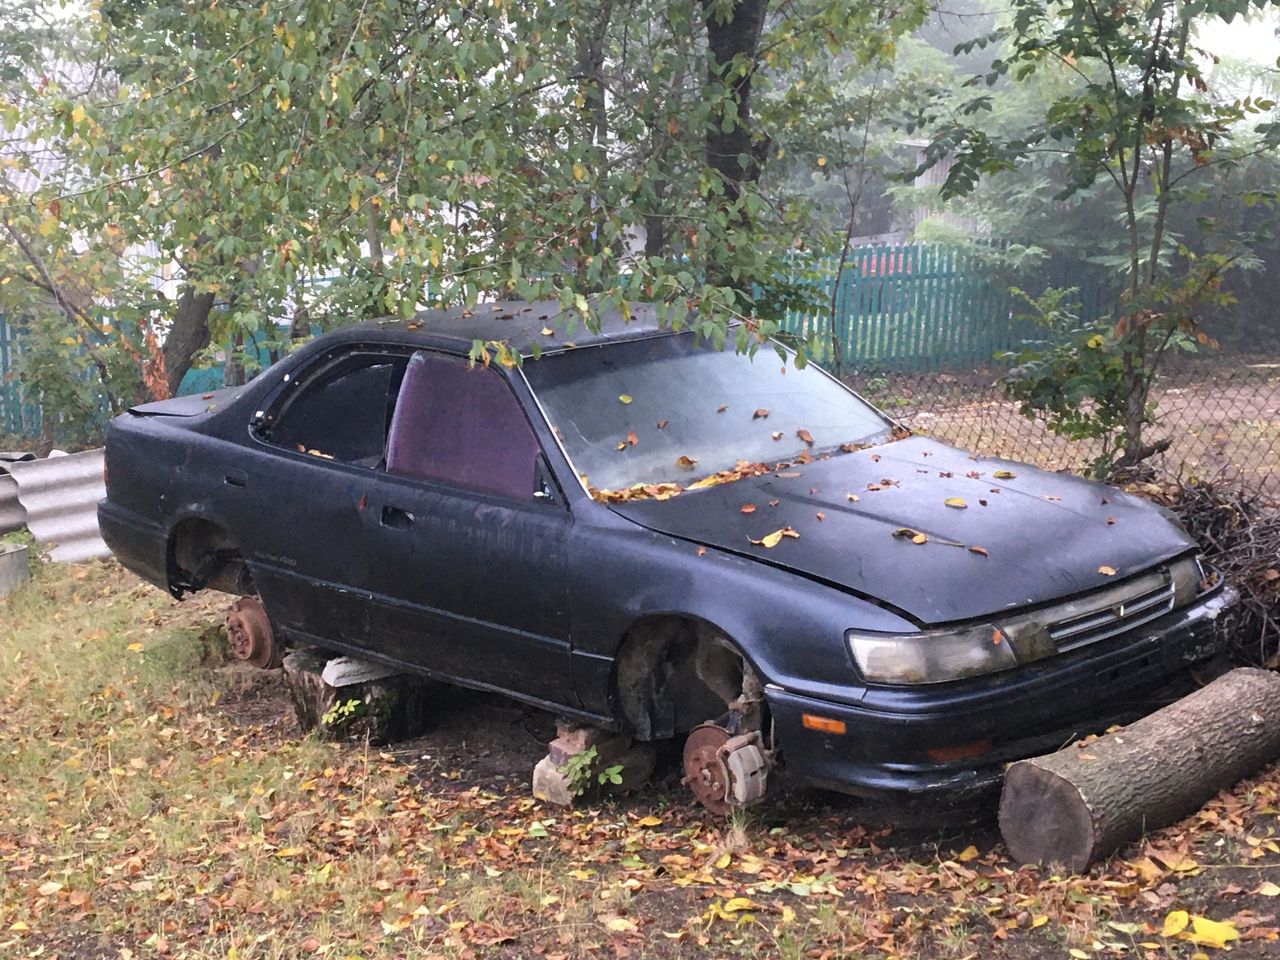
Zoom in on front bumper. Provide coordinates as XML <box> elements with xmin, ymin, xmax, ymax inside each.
<box><xmin>766</xmin><ymin>585</ymin><xmax>1239</xmax><ymax>798</ymax></box>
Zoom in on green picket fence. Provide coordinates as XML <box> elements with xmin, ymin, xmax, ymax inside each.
<box><xmin>0</xmin><ymin>315</ymin><xmax>41</xmax><ymax>440</ymax></box>
<box><xmin>777</xmin><ymin>244</ymin><xmax>1073</xmax><ymax>372</ymax></box>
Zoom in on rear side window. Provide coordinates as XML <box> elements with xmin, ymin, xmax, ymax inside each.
<box><xmin>266</xmin><ymin>354</ymin><xmax>408</xmax><ymax>467</ymax></box>
<box><xmin>385</xmin><ymin>351</ymin><xmax>541</xmax><ymax>499</ymax></box>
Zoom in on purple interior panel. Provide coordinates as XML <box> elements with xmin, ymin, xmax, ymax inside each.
<box><xmin>386</xmin><ymin>352</ymin><xmax>540</xmax><ymax>499</ymax></box>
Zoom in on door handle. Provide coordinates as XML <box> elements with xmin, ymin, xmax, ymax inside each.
<box><xmin>381</xmin><ymin>505</ymin><xmax>415</xmax><ymax>529</ymax></box>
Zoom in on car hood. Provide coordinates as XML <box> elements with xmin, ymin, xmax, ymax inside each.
<box><xmin>608</xmin><ymin>435</ymin><xmax>1196</xmax><ymax>625</ymax></box>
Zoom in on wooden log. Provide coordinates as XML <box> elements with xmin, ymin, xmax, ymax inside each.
<box><xmin>281</xmin><ymin>649</ymin><xmax>434</xmax><ymax>745</ymax></box>
<box><xmin>999</xmin><ymin>667</ymin><xmax>1280</xmax><ymax>872</ymax></box>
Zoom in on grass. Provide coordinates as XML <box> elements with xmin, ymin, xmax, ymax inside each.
<box><xmin>1</xmin><ymin>558</ymin><xmax>1279</xmax><ymax>958</ymax></box>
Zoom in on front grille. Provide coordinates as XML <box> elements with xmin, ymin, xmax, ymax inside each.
<box><xmin>1046</xmin><ymin>570</ymin><xmax>1177</xmax><ymax>653</ymax></box>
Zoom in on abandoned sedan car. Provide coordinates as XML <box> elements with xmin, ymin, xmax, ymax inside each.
<box><xmin>99</xmin><ymin>302</ymin><xmax>1236</xmax><ymax>811</ymax></box>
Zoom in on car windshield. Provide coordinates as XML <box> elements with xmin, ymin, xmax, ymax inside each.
<box><xmin>523</xmin><ymin>333</ymin><xmax>891</xmax><ymax>493</ymax></box>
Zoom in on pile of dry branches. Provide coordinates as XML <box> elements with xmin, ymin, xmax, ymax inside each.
<box><xmin>1131</xmin><ymin>476</ymin><xmax>1280</xmax><ymax>667</ymax></box>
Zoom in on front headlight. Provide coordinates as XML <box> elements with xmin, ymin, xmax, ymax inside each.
<box><xmin>847</xmin><ymin>622</ymin><xmax>1018</xmax><ymax>685</ymax></box>
<box><xmin>1170</xmin><ymin>553</ymin><xmax>1211</xmax><ymax>607</ymax></box>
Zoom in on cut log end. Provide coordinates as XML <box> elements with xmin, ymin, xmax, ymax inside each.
<box><xmin>999</xmin><ymin>763</ymin><xmax>1097</xmax><ymax>873</ymax></box>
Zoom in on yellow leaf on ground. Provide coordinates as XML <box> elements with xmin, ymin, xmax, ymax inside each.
<box><xmin>713</xmin><ymin>852</ymin><xmax>731</xmax><ymax>869</ymax></box>
<box><xmin>1069</xmin><ymin>950</ymin><xmax>1089</xmax><ymax>959</ymax></box>
<box><xmin>635</xmin><ymin>816</ymin><xmax>663</xmax><ymax>827</ymax></box>
<box><xmin>126</xmin><ymin>642</ymin><xmax>144</xmax><ymax>652</ymax></box>
<box><xmin>1186</xmin><ymin>916</ymin><xmax>1239</xmax><ymax>949</ymax></box>
<box><xmin>723</xmin><ymin>898</ymin><xmax>757</xmax><ymax>913</ymax></box>
<box><xmin>1256</xmin><ymin>881</ymin><xmax>1280</xmax><ymax>896</ymax></box>
<box><xmin>1162</xmin><ymin>910</ymin><xmax>1190</xmax><ymax>937</ymax></box>
<box><xmin>956</xmin><ymin>845</ymin><xmax>979</xmax><ymax>862</ymax></box>
<box><xmin>1031</xmin><ymin>915</ymin><xmax>1048</xmax><ymax>928</ymax></box>
<box><xmin>36</xmin><ymin>881</ymin><xmax>62</xmax><ymax>897</ymax></box>
<box><xmin>274</xmin><ymin>847</ymin><xmax>305</xmax><ymax>859</ymax></box>
<box><xmin>604</xmin><ymin>917</ymin><xmax>637</xmax><ymax>933</ymax></box>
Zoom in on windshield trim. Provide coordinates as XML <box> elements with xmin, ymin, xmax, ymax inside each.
<box><xmin>518</xmin><ymin>332</ymin><xmax>899</xmax><ymax>500</ymax></box>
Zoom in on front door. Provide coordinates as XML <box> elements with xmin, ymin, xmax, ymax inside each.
<box><xmin>361</xmin><ymin>351</ymin><xmax>576</xmax><ymax>707</ymax></box>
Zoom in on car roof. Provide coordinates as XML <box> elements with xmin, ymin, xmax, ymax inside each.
<box><xmin>326</xmin><ymin>300</ymin><xmax>675</xmax><ymax>357</ymax></box>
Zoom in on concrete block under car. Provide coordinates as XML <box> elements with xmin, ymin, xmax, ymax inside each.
<box><xmin>0</xmin><ymin>543</ymin><xmax>30</xmax><ymax>598</ymax></box>
<box><xmin>533</xmin><ymin>721</ymin><xmax>656</xmax><ymax>806</ymax></box>
<box><xmin>281</xmin><ymin>648</ymin><xmax>434</xmax><ymax>744</ymax></box>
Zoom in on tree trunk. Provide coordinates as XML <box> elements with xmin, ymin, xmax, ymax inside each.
<box><xmin>702</xmin><ymin>0</ymin><xmax>769</xmax><ymax>204</ymax></box>
<box><xmin>701</xmin><ymin>0</ymin><xmax>769</xmax><ymax>289</ymax></box>
<box><xmin>999</xmin><ymin>668</ymin><xmax>1280</xmax><ymax>872</ymax></box>
<box><xmin>162</xmin><ymin>287</ymin><xmax>215</xmax><ymax>396</ymax></box>
<box><xmin>573</xmin><ymin>0</ymin><xmax>613</xmax><ymax>291</ymax></box>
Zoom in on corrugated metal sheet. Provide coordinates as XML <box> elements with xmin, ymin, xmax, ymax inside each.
<box><xmin>0</xmin><ymin>473</ymin><xmax>24</xmax><ymax>536</ymax></box>
<box><xmin>7</xmin><ymin>449</ymin><xmax>109</xmax><ymax>562</ymax></box>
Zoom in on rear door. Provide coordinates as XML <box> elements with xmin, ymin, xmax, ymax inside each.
<box><xmin>247</xmin><ymin>348</ymin><xmax>408</xmax><ymax>651</ymax></box>
<box><xmin>360</xmin><ymin>350</ymin><xmax>577</xmax><ymax>706</ymax></box>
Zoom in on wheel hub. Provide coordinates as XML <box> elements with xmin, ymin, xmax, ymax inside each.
<box><xmin>224</xmin><ymin>597</ymin><xmax>279</xmax><ymax>669</ymax></box>
<box><xmin>682</xmin><ymin>723</ymin><xmax>733</xmax><ymax>813</ymax></box>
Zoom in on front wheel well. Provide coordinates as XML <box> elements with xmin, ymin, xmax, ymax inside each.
<box><xmin>166</xmin><ymin>517</ymin><xmax>253</xmax><ymax>598</ymax></box>
<box><xmin>612</xmin><ymin>615</ymin><xmax>765</xmax><ymax>741</ymax></box>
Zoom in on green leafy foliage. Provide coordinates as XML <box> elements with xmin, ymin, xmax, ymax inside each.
<box><xmin>999</xmin><ymin>286</ymin><xmax>1136</xmax><ymax>476</ymax></box>
<box><xmin>557</xmin><ymin>744</ymin><xmax>624</xmax><ymax>797</ymax></box>
<box><xmin>1</xmin><ymin>0</ymin><xmax>929</xmax><ymax>435</ymax></box>
<box><xmin>907</xmin><ymin>0</ymin><xmax>1280</xmax><ymax>468</ymax></box>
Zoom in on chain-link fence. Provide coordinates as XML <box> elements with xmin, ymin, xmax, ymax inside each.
<box><xmin>847</xmin><ymin>351</ymin><xmax>1280</xmax><ymax>502</ymax></box>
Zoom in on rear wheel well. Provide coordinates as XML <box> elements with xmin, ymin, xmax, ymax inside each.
<box><xmin>613</xmin><ymin>616</ymin><xmax>764</xmax><ymax>741</ymax></box>
<box><xmin>167</xmin><ymin>518</ymin><xmax>253</xmax><ymax>598</ymax></box>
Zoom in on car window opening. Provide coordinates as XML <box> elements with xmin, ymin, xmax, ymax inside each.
<box><xmin>266</xmin><ymin>354</ymin><xmax>409</xmax><ymax>467</ymax></box>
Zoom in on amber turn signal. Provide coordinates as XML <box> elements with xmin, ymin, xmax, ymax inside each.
<box><xmin>801</xmin><ymin>713</ymin><xmax>847</xmax><ymax>735</ymax></box>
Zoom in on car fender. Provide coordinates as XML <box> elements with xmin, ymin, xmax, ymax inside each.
<box><xmin>566</xmin><ymin>511</ymin><xmax>916</xmax><ymax>717</ymax></box>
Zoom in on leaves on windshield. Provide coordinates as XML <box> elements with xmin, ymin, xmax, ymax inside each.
<box><xmin>753</xmin><ymin>409</ymin><xmax>770</xmax><ymax>419</ymax></box>
<box><xmin>748</xmin><ymin>527</ymin><xmax>800</xmax><ymax>549</ymax></box>
<box><xmin>993</xmin><ymin>469</ymin><xmax>1017</xmax><ymax>479</ymax></box>
<box><xmin>944</xmin><ymin>497</ymin><xmax>967</xmax><ymax>509</ymax></box>
<box><xmin>771</xmin><ymin>432</ymin><xmax>783</xmax><ymax>441</ymax></box>
<box><xmin>716</xmin><ymin>404</ymin><xmax>728</xmax><ymax>413</ymax></box>
<box><xmin>846</xmin><ymin>493</ymin><xmax>860</xmax><ymax>502</ymax></box>
<box><xmin>740</xmin><ymin>504</ymin><xmax>757</xmax><ymax>514</ymax></box>
<box><xmin>894</xmin><ymin>527</ymin><xmax>929</xmax><ymax>545</ymax></box>
<box><xmin>969</xmin><ymin>545</ymin><xmax>989</xmax><ymax>557</ymax></box>
<box><xmin>618</xmin><ymin>394</ymin><xmax>633</xmax><ymax>404</ymax></box>
<box><xmin>1098</xmin><ymin>565</ymin><xmax>1117</xmax><ymax>576</ymax></box>
<box><xmin>587</xmin><ymin>425</ymin><xmax>914</xmax><ymax>505</ymax></box>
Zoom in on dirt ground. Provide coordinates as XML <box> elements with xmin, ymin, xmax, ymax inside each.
<box><xmin>854</xmin><ymin>361</ymin><xmax>1280</xmax><ymax>497</ymax></box>
<box><xmin>3</xmin><ymin>562</ymin><xmax>1280</xmax><ymax>960</ymax></box>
